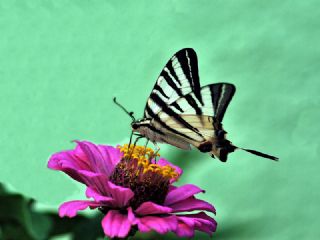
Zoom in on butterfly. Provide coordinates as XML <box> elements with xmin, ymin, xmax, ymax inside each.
<box><xmin>114</xmin><ymin>48</ymin><xmax>278</xmax><ymax>162</ymax></box>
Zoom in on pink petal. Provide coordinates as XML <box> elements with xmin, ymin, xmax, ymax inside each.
<box><xmin>97</xmin><ymin>144</ymin><xmax>123</xmax><ymax>170</ymax></box>
<box><xmin>135</xmin><ymin>202</ymin><xmax>173</xmax><ymax>216</ymax></box>
<box><xmin>58</xmin><ymin>200</ymin><xmax>101</xmax><ymax>218</ymax></box>
<box><xmin>75</xmin><ymin>141</ymin><xmax>122</xmax><ymax>176</ymax></box>
<box><xmin>169</xmin><ymin>197</ymin><xmax>216</xmax><ymax>214</ymax></box>
<box><xmin>137</xmin><ymin>215</ymin><xmax>178</xmax><ymax>234</ymax></box>
<box><xmin>80</xmin><ymin>174</ymin><xmax>134</xmax><ymax>208</ymax></box>
<box><xmin>47</xmin><ymin>153</ymin><xmax>63</xmax><ymax>170</ymax></box>
<box><xmin>85</xmin><ymin>187</ymin><xmax>115</xmax><ymax>205</ymax></box>
<box><xmin>48</xmin><ymin>141</ymin><xmax>122</xmax><ymax>180</ymax></box>
<box><xmin>101</xmin><ymin>210</ymin><xmax>133</xmax><ymax>238</ymax></box>
<box><xmin>48</xmin><ymin>144</ymin><xmax>91</xmax><ymax>172</ymax></box>
<box><xmin>164</xmin><ymin>184</ymin><xmax>204</xmax><ymax>205</ymax></box>
<box><xmin>196</xmin><ymin>222</ymin><xmax>216</xmax><ymax>236</ymax></box>
<box><xmin>175</xmin><ymin>222</ymin><xmax>195</xmax><ymax>238</ymax></box>
<box><xmin>77</xmin><ymin>170</ymin><xmax>109</xmax><ymax>194</ymax></box>
<box><xmin>105</xmin><ymin>181</ymin><xmax>134</xmax><ymax>208</ymax></box>
<box><xmin>127</xmin><ymin>207</ymin><xmax>136</xmax><ymax>223</ymax></box>
<box><xmin>176</xmin><ymin>212</ymin><xmax>217</xmax><ymax>236</ymax></box>
<box><xmin>48</xmin><ymin>151</ymin><xmax>88</xmax><ymax>184</ymax></box>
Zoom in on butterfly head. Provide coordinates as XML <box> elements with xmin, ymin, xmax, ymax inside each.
<box><xmin>131</xmin><ymin>121</ymin><xmax>139</xmax><ymax>130</ymax></box>
<box><xmin>131</xmin><ymin>118</ymin><xmax>148</xmax><ymax>130</ymax></box>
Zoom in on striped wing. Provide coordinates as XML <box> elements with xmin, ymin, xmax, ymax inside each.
<box><xmin>144</xmin><ymin>48</ymin><xmax>202</xmax><ymax>118</ymax></box>
<box><xmin>170</xmin><ymin>83</ymin><xmax>236</xmax><ymax>122</ymax></box>
<box><xmin>162</xmin><ymin>115</ymin><xmax>215</xmax><ymax>139</ymax></box>
<box><xmin>155</xmin><ymin>83</ymin><xmax>235</xmax><ymax>143</ymax></box>
<box><xmin>153</xmin><ymin>115</ymin><xmax>216</xmax><ymax>150</ymax></box>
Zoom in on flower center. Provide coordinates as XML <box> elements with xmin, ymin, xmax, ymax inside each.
<box><xmin>109</xmin><ymin>144</ymin><xmax>179</xmax><ymax>209</ymax></box>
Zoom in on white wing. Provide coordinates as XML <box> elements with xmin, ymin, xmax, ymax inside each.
<box><xmin>167</xmin><ymin>83</ymin><xmax>236</xmax><ymax>122</ymax></box>
<box><xmin>144</xmin><ymin>48</ymin><xmax>203</xmax><ymax>118</ymax></box>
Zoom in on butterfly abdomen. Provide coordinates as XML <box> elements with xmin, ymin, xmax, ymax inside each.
<box><xmin>215</xmin><ymin>142</ymin><xmax>236</xmax><ymax>162</ymax></box>
<box><xmin>136</xmin><ymin>125</ymin><xmax>165</xmax><ymax>143</ymax></box>
<box><xmin>198</xmin><ymin>141</ymin><xmax>213</xmax><ymax>152</ymax></box>
<box><xmin>196</xmin><ymin>124</ymin><xmax>236</xmax><ymax>162</ymax></box>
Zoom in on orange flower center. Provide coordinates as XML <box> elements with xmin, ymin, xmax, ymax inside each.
<box><xmin>109</xmin><ymin>144</ymin><xmax>180</xmax><ymax>209</ymax></box>
<box><xmin>118</xmin><ymin>144</ymin><xmax>179</xmax><ymax>180</ymax></box>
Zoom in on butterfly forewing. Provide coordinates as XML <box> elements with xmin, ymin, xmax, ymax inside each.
<box><xmin>144</xmin><ymin>48</ymin><xmax>202</xmax><ymax>118</ymax></box>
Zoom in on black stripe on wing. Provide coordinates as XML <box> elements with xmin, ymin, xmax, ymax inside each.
<box><xmin>144</xmin><ymin>48</ymin><xmax>202</xmax><ymax>118</ymax></box>
<box><xmin>175</xmin><ymin>49</ymin><xmax>202</xmax><ymax>104</ymax></box>
<box><xmin>184</xmin><ymin>94</ymin><xmax>202</xmax><ymax>115</ymax></box>
<box><xmin>161</xmin><ymin>70</ymin><xmax>183</xmax><ymax>97</ymax></box>
<box><xmin>167</xmin><ymin>83</ymin><xmax>236</xmax><ymax>122</ymax></box>
<box><xmin>145</xmin><ymin>106</ymin><xmax>201</xmax><ymax>142</ymax></box>
<box><xmin>137</xmin><ymin>123</ymin><xmax>166</xmax><ymax>136</ymax></box>
<box><xmin>171</xmin><ymin>102</ymin><xmax>184</xmax><ymax>112</ymax></box>
<box><xmin>149</xmin><ymin>93</ymin><xmax>204</xmax><ymax>139</ymax></box>
<box><xmin>153</xmin><ymin>85</ymin><xmax>169</xmax><ymax>99</ymax></box>
<box><xmin>166</xmin><ymin>61</ymin><xmax>181</xmax><ymax>87</ymax></box>
<box><xmin>209</xmin><ymin>83</ymin><xmax>236</xmax><ymax>122</ymax></box>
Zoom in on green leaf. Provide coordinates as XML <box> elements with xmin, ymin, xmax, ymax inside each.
<box><xmin>0</xmin><ymin>189</ymin><xmax>37</xmax><ymax>239</ymax></box>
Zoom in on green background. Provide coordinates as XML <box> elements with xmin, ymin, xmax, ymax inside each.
<box><xmin>0</xmin><ymin>0</ymin><xmax>319</xmax><ymax>239</ymax></box>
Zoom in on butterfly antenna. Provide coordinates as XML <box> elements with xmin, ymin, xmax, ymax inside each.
<box><xmin>113</xmin><ymin>97</ymin><xmax>135</xmax><ymax>121</ymax></box>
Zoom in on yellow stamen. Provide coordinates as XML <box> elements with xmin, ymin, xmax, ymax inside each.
<box><xmin>118</xmin><ymin>144</ymin><xmax>180</xmax><ymax>180</ymax></box>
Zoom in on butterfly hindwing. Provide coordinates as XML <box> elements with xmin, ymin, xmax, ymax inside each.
<box><xmin>153</xmin><ymin>114</ymin><xmax>223</xmax><ymax>158</ymax></box>
<box><xmin>169</xmin><ymin>83</ymin><xmax>236</xmax><ymax>121</ymax></box>
<box><xmin>208</xmin><ymin>83</ymin><xmax>236</xmax><ymax>122</ymax></box>
<box><xmin>150</xmin><ymin>83</ymin><xmax>235</xmax><ymax>150</ymax></box>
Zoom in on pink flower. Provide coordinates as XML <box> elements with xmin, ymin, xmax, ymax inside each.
<box><xmin>48</xmin><ymin>141</ymin><xmax>217</xmax><ymax>238</ymax></box>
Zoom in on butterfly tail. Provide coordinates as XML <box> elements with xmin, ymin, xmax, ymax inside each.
<box><xmin>209</xmin><ymin>144</ymin><xmax>279</xmax><ymax>162</ymax></box>
<box><xmin>239</xmin><ymin>148</ymin><xmax>279</xmax><ymax>161</ymax></box>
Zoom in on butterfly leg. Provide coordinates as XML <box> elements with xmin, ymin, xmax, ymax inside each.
<box><xmin>152</xmin><ymin>142</ymin><xmax>161</xmax><ymax>163</ymax></box>
<box><xmin>127</xmin><ymin>134</ymin><xmax>144</xmax><ymax>158</ymax></box>
<box><xmin>132</xmin><ymin>134</ymin><xmax>144</xmax><ymax>148</ymax></box>
<box><xmin>144</xmin><ymin>138</ymin><xmax>149</xmax><ymax>148</ymax></box>
<box><xmin>142</xmin><ymin>138</ymin><xmax>150</xmax><ymax>157</ymax></box>
<box><xmin>127</xmin><ymin>131</ymin><xmax>134</xmax><ymax>151</ymax></box>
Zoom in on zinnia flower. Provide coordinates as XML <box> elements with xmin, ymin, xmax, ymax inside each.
<box><xmin>48</xmin><ymin>141</ymin><xmax>217</xmax><ymax>239</ymax></box>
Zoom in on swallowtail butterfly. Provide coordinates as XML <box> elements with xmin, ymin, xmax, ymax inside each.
<box><xmin>114</xmin><ymin>48</ymin><xmax>278</xmax><ymax>162</ymax></box>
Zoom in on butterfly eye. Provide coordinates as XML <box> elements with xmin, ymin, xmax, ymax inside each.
<box><xmin>131</xmin><ymin>123</ymin><xmax>139</xmax><ymax>130</ymax></box>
